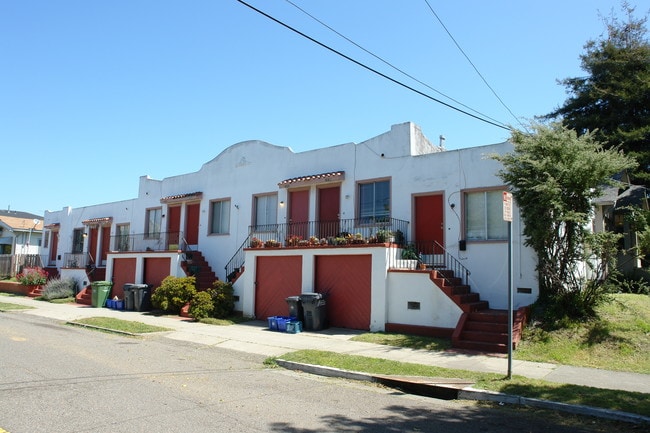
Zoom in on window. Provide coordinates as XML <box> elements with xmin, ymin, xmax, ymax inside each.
<box><xmin>210</xmin><ymin>199</ymin><xmax>231</xmax><ymax>234</ymax></box>
<box><xmin>465</xmin><ymin>190</ymin><xmax>508</xmax><ymax>241</ymax></box>
<box><xmin>145</xmin><ymin>208</ymin><xmax>162</xmax><ymax>239</ymax></box>
<box><xmin>116</xmin><ymin>224</ymin><xmax>130</xmax><ymax>252</ymax></box>
<box><xmin>43</xmin><ymin>230</ymin><xmax>50</xmax><ymax>248</ymax></box>
<box><xmin>72</xmin><ymin>228</ymin><xmax>84</xmax><ymax>253</ymax></box>
<box><xmin>359</xmin><ymin>180</ymin><xmax>390</xmax><ymax>223</ymax></box>
<box><xmin>254</xmin><ymin>194</ymin><xmax>277</xmax><ymax>231</ymax></box>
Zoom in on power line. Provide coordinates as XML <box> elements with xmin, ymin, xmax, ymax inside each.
<box><xmin>283</xmin><ymin>0</ymin><xmax>508</xmax><ymax>128</ymax></box>
<box><xmin>423</xmin><ymin>0</ymin><xmax>526</xmax><ymax>131</ymax></box>
<box><xmin>236</xmin><ymin>0</ymin><xmax>511</xmax><ymax>131</ymax></box>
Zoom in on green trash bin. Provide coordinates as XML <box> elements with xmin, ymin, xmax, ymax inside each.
<box><xmin>91</xmin><ymin>281</ymin><xmax>113</xmax><ymax>308</ymax></box>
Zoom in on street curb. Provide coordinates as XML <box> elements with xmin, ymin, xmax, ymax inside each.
<box><xmin>276</xmin><ymin>359</ymin><xmax>650</xmax><ymax>425</ymax></box>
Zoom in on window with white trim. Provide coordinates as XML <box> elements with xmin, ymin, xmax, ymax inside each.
<box><xmin>210</xmin><ymin>199</ymin><xmax>231</xmax><ymax>234</ymax></box>
<box><xmin>464</xmin><ymin>189</ymin><xmax>508</xmax><ymax>241</ymax></box>
<box><xmin>359</xmin><ymin>179</ymin><xmax>390</xmax><ymax>223</ymax></box>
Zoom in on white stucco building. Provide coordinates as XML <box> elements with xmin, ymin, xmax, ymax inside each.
<box><xmin>43</xmin><ymin>122</ymin><xmax>538</xmax><ymax>351</ymax></box>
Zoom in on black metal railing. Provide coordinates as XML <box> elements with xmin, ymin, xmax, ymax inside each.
<box><xmin>108</xmin><ymin>231</ymin><xmax>186</xmax><ymax>252</ymax></box>
<box><xmin>63</xmin><ymin>252</ymin><xmax>91</xmax><ymax>269</ymax></box>
<box><xmin>225</xmin><ymin>218</ymin><xmax>410</xmax><ymax>281</ymax></box>
<box><xmin>388</xmin><ymin>240</ymin><xmax>470</xmax><ymax>286</ymax></box>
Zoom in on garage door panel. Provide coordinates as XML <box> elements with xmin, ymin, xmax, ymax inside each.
<box><xmin>255</xmin><ymin>256</ymin><xmax>302</xmax><ymax>319</ymax></box>
<box><xmin>315</xmin><ymin>255</ymin><xmax>371</xmax><ymax>330</ymax></box>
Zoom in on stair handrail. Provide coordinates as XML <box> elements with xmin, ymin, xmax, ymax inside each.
<box><xmin>432</xmin><ymin>241</ymin><xmax>470</xmax><ymax>287</ymax></box>
<box><xmin>225</xmin><ymin>235</ymin><xmax>251</xmax><ymax>282</ymax></box>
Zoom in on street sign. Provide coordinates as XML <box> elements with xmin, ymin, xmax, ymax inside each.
<box><xmin>503</xmin><ymin>191</ymin><xmax>513</xmax><ymax>222</ymax></box>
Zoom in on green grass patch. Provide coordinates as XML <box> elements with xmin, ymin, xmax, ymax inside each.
<box><xmin>0</xmin><ymin>302</ymin><xmax>34</xmax><ymax>311</ymax></box>
<box><xmin>198</xmin><ymin>315</ymin><xmax>253</xmax><ymax>326</ymax></box>
<box><xmin>275</xmin><ymin>350</ymin><xmax>650</xmax><ymax>417</ymax></box>
<box><xmin>71</xmin><ymin>317</ymin><xmax>172</xmax><ymax>334</ymax></box>
<box><xmin>351</xmin><ymin>332</ymin><xmax>452</xmax><ymax>351</ymax></box>
<box><xmin>516</xmin><ymin>294</ymin><xmax>650</xmax><ymax>373</ymax></box>
<box><xmin>349</xmin><ymin>294</ymin><xmax>649</xmax><ymax>374</ymax></box>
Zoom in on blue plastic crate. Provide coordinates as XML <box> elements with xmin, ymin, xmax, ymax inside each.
<box><xmin>267</xmin><ymin>316</ymin><xmax>278</xmax><ymax>331</ymax></box>
<box><xmin>276</xmin><ymin>316</ymin><xmax>291</xmax><ymax>332</ymax></box>
<box><xmin>286</xmin><ymin>320</ymin><xmax>302</xmax><ymax>334</ymax></box>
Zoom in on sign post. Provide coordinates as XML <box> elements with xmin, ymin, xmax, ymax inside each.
<box><xmin>503</xmin><ymin>191</ymin><xmax>514</xmax><ymax>379</ymax></box>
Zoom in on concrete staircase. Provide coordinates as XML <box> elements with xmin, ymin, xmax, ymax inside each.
<box><xmin>75</xmin><ymin>267</ymin><xmax>107</xmax><ymax>305</ymax></box>
<box><xmin>180</xmin><ymin>251</ymin><xmax>218</xmax><ymax>291</ymax></box>
<box><xmin>430</xmin><ymin>269</ymin><xmax>527</xmax><ymax>353</ymax></box>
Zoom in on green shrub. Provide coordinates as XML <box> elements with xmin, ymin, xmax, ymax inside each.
<box><xmin>151</xmin><ymin>276</ymin><xmax>196</xmax><ymax>314</ymax></box>
<box><xmin>189</xmin><ymin>291</ymin><xmax>214</xmax><ymax>320</ymax></box>
<box><xmin>210</xmin><ymin>280</ymin><xmax>235</xmax><ymax>319</ymax></box>
<box><xmin>41</xmin><ymin>277</ymin><xmax>76</xmax><ymax>300</ymax></box>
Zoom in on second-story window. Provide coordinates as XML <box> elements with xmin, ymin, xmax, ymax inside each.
<box><xmin>116</xmin><ymin>224</ymin><xmax>130</xmax><ymax>251</ymax></box>
<box><xmin>72</xmin><ymin>228</ymin><xmax>84</xmax><ymax>253</ymax></box>
<box><xmin>210</xmin><ymin>199</ymin><xmax>231</xmax><ymax>235</ymax></box>
<box><xmin>145</xmin><ymin>208</ymin><xmax>162</xmax><ymax>239</ymax></box>
<box><xmin>359</xmin><ymin>179</ymin><xmax>390</xmax><ymax>223</ymax></box>
<box><xmin>254</xmin><ymin>193</ymin><xmax>277</xmax><ymax>231</ymax></box>
<box><xmin>464</xmin><ymin>189</ymin><xmax>508</xmax><ymax>241</ymax></box>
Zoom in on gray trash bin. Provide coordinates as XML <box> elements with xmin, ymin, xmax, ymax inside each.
<box><xmin>299</xmin><ymin>292</ymin><xmax>327</xmax><ymax>331</ymax></box>
<box><xmin>123</xmin><ymin>284</ymin><xmax>136</xmax><ymax>311</ymax></box>
<box><xmin>286</xmin><ymin>296</ymin><xmax>303</xmax><ymax>322</ymax></box>
<box><xmin>131</xmin><ymin>284</ymin><xmax>151</xmax><ymax>312</ymax></box>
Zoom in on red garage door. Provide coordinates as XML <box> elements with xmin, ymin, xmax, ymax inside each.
<box><xmin>111</xmin><ymin>258</ymin><xmax>137</xmax><ymax>299</ymax></box>
<box><xmin>315</xmin><ymin>255</ymin><xmax>371</xmax><ymax>330</ymax></box>
<box><xmin>144</xmin><ymin>257</ymin><xmax>171</xmax><ymax>292</ymax></box>
<box><xmin>255</xmin><ymin>256</ymin><xmax>302</xmax><ymax>320</ymax></box>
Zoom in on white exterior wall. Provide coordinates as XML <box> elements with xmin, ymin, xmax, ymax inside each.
<box><xmin>43</xmin><ymin>122</ymin><xmax>538</xmax><ymax>327</ymax></box>
<box><xmin>386</xmin><ymin>272</ymin><xmax>462</xmax><ymax>328</ymax></box>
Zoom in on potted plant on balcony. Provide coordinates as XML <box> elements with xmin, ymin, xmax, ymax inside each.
<box><xmin>376</xmin><ymin>229</ymin><xmax>394</xmax><ymax>243</ymax></box>
<box><xmin>397</xmin><ymin>245</ymin><xmax>420</xmax><ymax>270</ymax></box>
<box><xmin>264</xmin><ymin>239</ymin><xmax>281</xmax><ymax>248</ymax></box>
<box><xmin>249</xmin><ymin>237</ymin><xmax>263</xmax><ymax>248</ymax></box>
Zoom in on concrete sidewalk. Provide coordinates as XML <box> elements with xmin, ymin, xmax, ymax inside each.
<box><xmin>1</xmin><ymin>294</ymin><xmax>648</xmax><ymax>396</ymax></box>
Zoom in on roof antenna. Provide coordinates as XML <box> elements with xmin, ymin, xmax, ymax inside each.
<box><xmin>439</xmin><ymin>135</ymin><xmax>446</xmax><ymax>149</ymax></box>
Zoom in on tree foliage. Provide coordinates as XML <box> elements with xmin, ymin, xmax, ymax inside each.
<box><xmin>493</xmin><ymin>121</ymin><xmax>636</xmax><ymax>318</ymax></box>
<box><xmin>547</xmin><ymin>2</ymin><xmax>650</xmax><ymax>184</ymax></box>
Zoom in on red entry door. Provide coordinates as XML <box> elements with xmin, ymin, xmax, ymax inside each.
<box><xmin>318</xmin><ymin>185</ymin><xmax>340</xmax><ymax>238</ymax></box>
<box><xmin>167</xmin><ymin>206</ymin><xmax>181</xmax><ymax>248</ymax></box>
<box><xmin>100</xmin><ymin>225</ymin><xmax>111</xmax><ymax>264</ymax></box>
<box><xmin>185</xmin><ymin>203</ymin><xmax>200</xmax><ymax>246</ymax></box>
<box><xmin>88</xmin><ymin>227</ymin><xmax>98</xmax><ymax>264</ymax></box>
<box><xmin>414</xmin><ymin>194</ymin><xmax>444</xmax><ymax>254</ymax></box>
<box><xmin>289</xmin><ymin>190</ymin><xmax>309</xmax><ymax>240</ymax></box>
<box><xmin>49</xmin><ymin>231</ymin><xmax>59</xmax><ymax>264</ymax></box>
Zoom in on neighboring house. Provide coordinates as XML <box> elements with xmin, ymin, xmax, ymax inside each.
<box><xmin>0</xmin><ymin>209</ymin><xmax>44</xmax><ymax>277</ymax></box>
<box><xmin>0</xmin><ymin>210</ymin><xmax>43</xmax><ymax>255</ymax></box>
<box><xmin>593</xmin><ymin>172</ymin><xmax>649</xmax><ymax>274</ymax></box>
<box><xmin>43</xmin><ymin>122</ymin><xmax>538</xmax><ymax>351</ymax></box>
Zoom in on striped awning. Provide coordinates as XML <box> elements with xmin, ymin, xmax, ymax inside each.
<box><xmin>160</xmin><ymin>191</ymin><xmax>203</xmax><ymax>203</ymax></box>
<box><xmin>278</xmin><ymin>171</ymin><xmax>345</xmax><ymax>188</ymax></box>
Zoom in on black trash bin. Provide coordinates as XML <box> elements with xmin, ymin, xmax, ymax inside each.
<box><xmin>286</xmin><ymin>296</ymin><xmax>303</xmax><ymax>322</ymax></box>
<box><xmin>132</xmin><ymin>284</ymin><xmax>151</xmax><ymax>312</ymax></box>
<box><xmin>123</xmin><ymin>284</ymin><xmax>136</xmax><ymax>311</ymax></box>
<box><xmin>299</xmin><ymin>292</ymin><xmax>327</xmax><ymax>331</ymax></box>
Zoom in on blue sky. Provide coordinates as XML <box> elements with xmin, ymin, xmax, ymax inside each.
<box><xmin>1</xmin><ymin>0</ymin><xmax>631</xmax><ymax>216</ymax></box>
